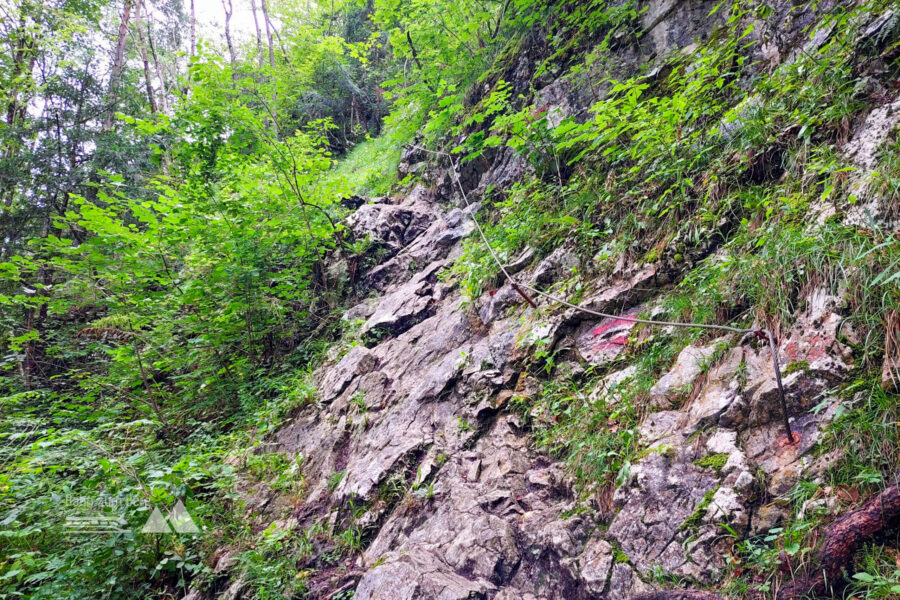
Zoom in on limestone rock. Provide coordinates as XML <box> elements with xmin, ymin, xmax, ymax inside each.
<box><xmin>579</xmin><ymin>538</ymin><xmax>614</xmax><ymax>593</ymax></box>
<box><xmin>608</xmin><ymin>452</ymin><xmax>719</xmax><ymax>578</ymax></box>
<box><xmin>684</xmin><ymin>347</ymin><xmax>744</xmax><ymax>431</ymax></box>
<box><xmin>650</xmin><ymin>340</ymin><xmax>727</xmax><ymax>409</ymax></box>
<box><xmin>753</xmin><ymin>503</ymin><xmax>789</xmax><ymax>535</ymax></box>
<box><xmin>529</xmin><ymin>245</ymin><xmax>579</xmax><ymax>287</ymax></box>
<box><xmin>346</xmin><ymin>191</ymin><xmax>434</xmax><ymax>257</ymax></box>
<box><xmin>590</xmin><ymin>365</ymin><xmax>639</xmax><ymax>407</ymax></box>
<box><xmin>360</xmin><ymin>260</ymin><xmax>446</xmax><ymax>337</ymax></box>
<box><xmin>478</xmin><ymin>283</ymin><xmax>524</xmax><ymax>325</ymax></box>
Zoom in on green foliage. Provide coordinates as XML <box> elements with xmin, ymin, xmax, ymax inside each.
<box><xmin>453</xmin><ymin>0</ymin><xmax>899</xmax><ymax>324</ymax></box>
<box><xmin>680</xmin><ymin>486</ymin><xmax>719</xmax><ymax>533</ymax></box>
<box><xmin>524</xmin><ymin>364</ymin><xmax>637</xmax><ymax>490</ymax></box>
<box><xmin>825</xmin><ymin>378</ymin><xmax>900</xmax><ymax>493</ymax></box>
<box><xmin>850</xmin><ymin>547</ymin><xmax>900</xmax><ymax>599</ymax></box>
<box><xmin>782</xmin><ymin>360</ymin><xmax>809</xmax><ymax>376</ymax></box>
<box><xmin>328</xmin><ymin>469</ymin><xmax>345</xmax><ymax>493</ymax></box>
<box><xmin>372</xmin><ymin>0</ymin><xmax>548</xmax><ymax>146</ymax></box>
<box><xmin>322</xmin><ymin>102</ymin><xmax>426</xmax><ymax>196</ymax></box>
<box><xmin>238</xmin><ymin>520</ymin><xmax>310</xmax><ymax>599</ymax></box>
<box><xmin>336</xmin><ymin>523</ymin><xmax>363</xmax><ymax>554</ymax></box>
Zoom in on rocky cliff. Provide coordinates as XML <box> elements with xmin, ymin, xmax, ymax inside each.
<box><xmin>205</xmin><ymin>2</ymin><xmax>900</xmax><ymax>599</ymax></box>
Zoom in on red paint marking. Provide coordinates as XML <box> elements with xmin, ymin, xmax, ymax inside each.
<box><xmin>592</xmin><ymin>318</ymin><xmax>629</xmax><ymax>337</ymax></box>
<box><xmin>783</xmin><ymin>338</ymin><xmax>828</xmax><ymax>363</ymax></box>
<box><xmin>777</xmin><ymin>431</ymin><xmax>802</xmax><ymax>447</ymax></box>
<box><xmin>593</xmin><ymin>336</ymin><xmax>629</xmax><ymax>351</ymax></box>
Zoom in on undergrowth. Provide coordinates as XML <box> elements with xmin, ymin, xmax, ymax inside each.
<box><xmin>320</xmin><ymin>101</ymin><xmax>427</xmax><ymax>197</ymax></box>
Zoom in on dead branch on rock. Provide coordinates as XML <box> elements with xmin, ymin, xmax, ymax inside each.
<box><xmin>776</xmin><ymin>482</ymin><xmax>900</xmax><ymax>599</ymax></box>
<box><xmin>634</xmin><ymin>482</ymin><xmax>900</xmax><ymax>600</ymax></box>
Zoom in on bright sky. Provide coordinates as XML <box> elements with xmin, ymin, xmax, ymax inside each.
<box><xmin>193</xmin><ymin>0</ymin><xmax>259</xmax><ymax>43</ymax></box>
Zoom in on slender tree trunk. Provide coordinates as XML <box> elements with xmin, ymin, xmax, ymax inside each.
<box><xmin>405</xmin><ymin>29</ymin><xmax>435</xmax><ymax>92</ymax></box>
<box><xmin>260</xmin><ymin>0</ymin><xmax>275</xmax><ymax>69</ymax></box>
<box><xmin>104</xmin><ymin>0</ymin><xmax>135</xmax><ymax>131</ymax></box>
<box><xmin>326</xmin><ymin>0</ymin><xmax>334</xmax><ymax>36</ymax></box>
<box><xmin>491</xmin><ymin>0</ymin><xmax>512</xmax><ymax>39</ymax></box>
<box><xmin>189</xmin><ymin>0</ymin><xmax>196</xmax><ymax>58</ymax></box>
<box><xmin>221</xmin><ymin>0</ymin><xmax>237</xmax><ymax>66</ymax></box>
<box><xmin>135</xmin><ymin>1</ymin><xmax>158</xmax><ymax>114</ymax></box>
<box><xmin>777</xmin><ymin>482</ymin><xmax>900</xmax><ymax>600</ymax></box>
<box><xmin>128</xmin><ymin>319</ymin><xmax>169</xmax><ymax>429</ymax></box>
<box><xmin>251</xmin><ymin>0</ymin><xmax>264</xmax><ymax>68</ymax></box>
<box><xmin>260</xmin><ymin>0</ymin><xmax>277</xmax><ymax>132</ymax></box>
<box><xmin>21</xmin><ymin>303</ymin><xmax>35</xmax><ymax>389</ymax></box>
<box><xmin>141</xmin><ymin>20</ymin><xmax>171</xmax><ymax>174</ymax></box>
<box><xmin>145</xmin><ymin>15</ymin><xmax>169</xmax><ymax>112</ymax></box>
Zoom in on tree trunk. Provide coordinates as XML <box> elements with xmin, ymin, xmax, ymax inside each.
<box><xmin>145</xmin><ymin>14</ymin><xmax>169</xmax><ymax>113</ymax></box>
<box><xmin>104</xmin><ymin>0</ymin><xmax>135</xmax><ymax>131</ymax></box>
<box><xmin>128</xmin><ymin>319</ymin><xmax>169</xmax><ymax>429</ymax></box>
<box><xmin>260</xmin><ymin>0</ymin><xmax>275</xmax><ymax>69</ymax></box>
<box><xmin>21</xmin><ymin>216</ymin><xmax>54</xmax><ymax>389</ymax></box>
<box><xmin>251</xmin><ymin>0</ymin><xmax>264</xmax><ymax>68</ymax></box>
<box><xmin>189</xmin><ymin>0</ymin><xmax>196</xmax><ymax>58</ymax></box>
<box><xmin>259</xmin><ymin>0</ymin><xmax>277</xmax><ymax>132</ymax></box>
<box><xmin>134</xmin><ymin>1</ymin><xmax>158</xmax><ymax>114</ymax></box>
<box><xmin>1</xmin><ymin>14</ymin><xmax>38</xmax><ymax>209</ymax></box>
<box><xmin>221</xmin><ymin>0</ymin><xmax>237</xmax><ymax>66</ymax></box>
<box><xmin>777</xmin><ymin>482</ymin><xmax>900</xmax><ymax>599</ymax></box>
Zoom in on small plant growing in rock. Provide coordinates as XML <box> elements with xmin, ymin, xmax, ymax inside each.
<box><xmin>735</xmin><ymin>361</ymin><xmax>749</xmax><ymax>390</ymax></box>
<box><xmin>351</xmin><ymin>390</ymin><xmax>367</xmax><ymax>414</ymax></box>
<box><xmin>413</xmin><ymin>482</ymin><xmax>435</xmax><ymax>501</ymax></box>
<box><xmin>328</xmin><ymin>470</ymin><xmax>345</xmax><ymax>493</ymax></box>
<box><xmin>783</xmin><ymin>360</ymin><xmax>809</xmax><ymax>375</ymax></box>
<box><xmin>694</xmin><ymin>452</ymin><xmax>730</xmax><ymax>473</ymax></box>
<box><xmin>679</xmin><ymin>486</ymin><xmax>719</xmax><ymax>533</ymax></box>
<box><xmin>377</xmin><ymin>473</ymin><xmax>407</xmax><ymax>504</ymax></box>
<box><xmin>337</xmin><ymin>524</ymin><xmax>363</xmax><ymax>554</ymax></box>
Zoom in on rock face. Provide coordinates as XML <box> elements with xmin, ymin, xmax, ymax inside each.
<box><xmin>649</xmin><ymin>340</ymin><xmax>725</xmax><ymax>409</ymax></box>
<box><xmin>198</xmin><ymin>3</ymin><xmax>900</xmax><ymax>600</ymax></box>
<box><xmin>252</xmin><ymin>177</ymin><xmax>853</xmax><ymax>599</ymax></box>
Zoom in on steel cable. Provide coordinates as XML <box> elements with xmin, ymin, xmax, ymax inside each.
<box><xmin>408</xmin><ymin>144</ymin><xmax>795</xmax><ymax>439</ymax></box>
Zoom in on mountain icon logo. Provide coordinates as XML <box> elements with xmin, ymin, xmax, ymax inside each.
<box><xmin>141</xmin><ymin>500</ymin><xmax>200</xmax><ymax>534</ymax></box>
